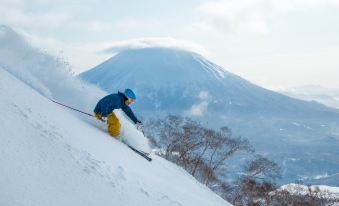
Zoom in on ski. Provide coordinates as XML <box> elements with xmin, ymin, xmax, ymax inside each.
<box><xmin>126</xmin><ymin>144</ymin><xmax>152</xmax><ymax>162</ymax></box>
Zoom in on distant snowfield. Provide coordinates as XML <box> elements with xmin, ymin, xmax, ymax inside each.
<box><xmin>0</xmin><ymin>25</ymin><xmax>230</xmax><ymax>206</ymax></box>
<box><xmin>279</xmin><ymin>184</ymin><xmax>339</xmax><ymax>201</ymax></box>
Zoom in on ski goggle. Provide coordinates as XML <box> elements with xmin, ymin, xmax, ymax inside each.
<box><xmin>128</xmin><ymin>98</ymin><xmax>135</xmax><ymax>103</ymax></box>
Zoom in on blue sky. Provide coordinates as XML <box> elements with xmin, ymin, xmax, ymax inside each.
<box><xmin>1</xmin><ymin>0</ymin><xmax>339</xmax><ymax>90</ymax></box>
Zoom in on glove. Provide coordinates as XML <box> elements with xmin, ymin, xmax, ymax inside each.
<box><xmin>135</xmin><ymin>121</ymin><xmax>143</xmax><ymax>132</ymax></box>
<box><xmin>94</xmin><ymin>113</ymin><xmax>105</xmax><ymax>122</ymax></box>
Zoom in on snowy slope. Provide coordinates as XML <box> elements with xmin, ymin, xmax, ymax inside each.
<box><xmin>0</xmin><ymin>68</ymin><xmax>230</xmax><ymax>206</ymax></box>
<box><xmin>0</xmin><ymin>25</ymin><xmax>230</xmax><ymax>206</ymax></box>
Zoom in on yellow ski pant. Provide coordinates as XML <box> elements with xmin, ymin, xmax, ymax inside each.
<box><xmin>107</xmin><ymin>112</ymin><xmax>121</xmax><ymax>137</ymax></box>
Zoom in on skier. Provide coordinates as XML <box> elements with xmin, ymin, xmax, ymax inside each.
<box><xmin>93</xmin><ymin>88</ymin><xmax>143</xmax><ymax>138</ymax></box>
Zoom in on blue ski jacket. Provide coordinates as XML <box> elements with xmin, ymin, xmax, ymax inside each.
<box><xmin>94</xmin><ymin>92</ymin><xmax>139</xmax><ymax>124</ymax></box>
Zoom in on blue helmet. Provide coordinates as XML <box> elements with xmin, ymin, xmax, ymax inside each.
<box><xmin>124</xmin><ymin>88</ymin><xmax>136</xmax><ymax>100</ymax></box>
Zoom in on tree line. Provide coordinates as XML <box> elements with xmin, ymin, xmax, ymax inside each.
<box><xmin>144</xmin><ymin>114</ymin><xmax>338</xmax><ymax>206</ymax></box>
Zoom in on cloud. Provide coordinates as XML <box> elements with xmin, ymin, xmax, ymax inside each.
<box><xmin>101</xmin><ymin>37</ymin><xmax>208</xmax><ymax>55</ymax></box>
<box><xmin>0</xmin><ymin>0</ymin><xmax>111</xmax><ymax>33</ymax></box>
<box><xmin>0</xmin><ymin>0</ymin><xmax>70</xmax><ymax>28</ymax></box>
<box><xmin>185</xmin><ymin>102</ymin><xmax>209</xmax><ymax>117</ymax></box>
<box><xmin>87</xmin><ymin>21</ymin><xmax>114</xmax><ymax>32</ymax></box>
<box><xmin>197</xmin><ymin>0</ymin><xmax>273</xmax><ymax>34</ymax></box>
<box><xmin>197</xmin><ymin>0</ymin><xmax>339</xmax><ymax>34</ymax></box>
<box><xmin>114</xmin><ymin>18</ymin><xmax>163</xmax><ymax>31</ymax></box>
<box><xmin>185</xmin><ymin>91</ymin><xmax>211</xmax><ymax>117</ymax></box>
<box><xmin>198</xmin><ymin>91</ymin><xmax>210</xmax><ymax>100</ymax></box>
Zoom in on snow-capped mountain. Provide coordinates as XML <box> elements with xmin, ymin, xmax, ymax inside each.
<box><xmin>0</xmin><ymin>25</ymin><xmax>230</xmax><ymax>206</ymax></box>
<box><xmin>79</xmin><ymin>47</ymin><xmax>339</xmax><ymax>118</ymax></box>
<box><xmin>79</xmin><ymin>47</ymin><xmax>339</xmax><ymax>186</ymax></box>
<box><xmin>277</xmin><ymin>85</ymin><xmax>339</xmax><ymax>109</ymax></box>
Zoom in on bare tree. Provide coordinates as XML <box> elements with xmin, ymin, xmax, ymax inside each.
<box><xmin>232</xmin><ymin>155</ymin><xmax>281</xmax><ymax>205</ymax></box>
<box><xmin>144</xmin><ymin>114</ymin><xmax>253</xmax><ymax>187</ymax></box>
<box><xmin>203</xmin><ymin>127</ymin><xmax>253</xmax><ymax>186</ymax></box>
<box><xmin>244</xmin><ymin>155</ymin><xmax>281</xmax><ymax>181</ymax></box>
<box><xmin>146</xmin><ymin>114</ymin><xmax>184</xmax><ymax>160</ymax></box>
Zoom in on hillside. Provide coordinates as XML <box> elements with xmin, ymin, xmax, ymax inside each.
<box><xmin>0</xmin><ymin>67</ymin><xmax>230</xmax><ymax>206</ymax></box>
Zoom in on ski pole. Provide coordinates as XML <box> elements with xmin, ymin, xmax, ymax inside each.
<box><xmin>50</xmin><ymin>99</ymin><xmax>94</xmax><ymax>117</ymax></box>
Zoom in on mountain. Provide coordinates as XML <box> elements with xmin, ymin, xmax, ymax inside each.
<box><xmin>79</xmin><ymin>47</ymin><xmax>339</xmax><ymax>186</ymax></box>
<box><xmin>79</xmin><ymin>47</ymin><xmax>339</xmax><ymax>119</ymax></box>
<box><xmin>0</xmin><ymin>26</ymin><xmax>230</xmax><ymax>206</ymax></box>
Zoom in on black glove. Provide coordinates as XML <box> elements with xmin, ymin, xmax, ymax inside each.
<box><xmin>135</xmin><ymin>121</ymin><xmax>143</xmax><ymax>131</ymax></box>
